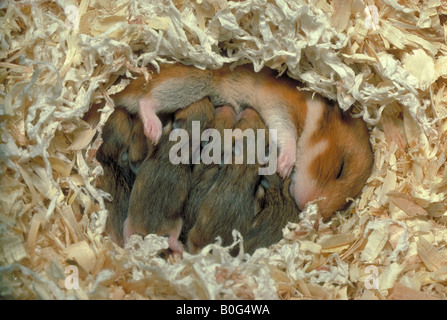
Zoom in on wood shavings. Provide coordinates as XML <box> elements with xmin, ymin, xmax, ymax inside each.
<box><xmin>64</xmin><ymin>241</ymin><xmax>97</xmax><ymax>274</ymax></box>
<box><xmin>1</xmin><ymin>0</ymin><xmax>447</xmax><ymax>300</ymax></box>
<box><xmin>361</xmin><ymin>221</ymin><xmax>390</xmax><ymax>263</ymax></box>
<box><xmin>145</xmin><ymin>17</ymin><xmax>171</xmax><ymax>30</ymax></box>
<box><xmin>387</xmin><ymin>191</ymin><xmax>429</xmax><ymax>217</ymax></box>
<box><xmin>1</xmin><ymin>235</ymin><xmax>27</xmax><ymax>265</ymax></box>
<box><xmin>389</xmin><ymin>282</ymin><xmax>441</xmax><ymax>300</ymax></box>
<box><xmin>318</xmin><ymin>233</ymin><xmax>357</xmax><ymax>253</ymax></box>
<box><xmin>402</xmin><ymin>49</ymin><xmax>437</xmax><ymax>90</ymax></box>
<box><xmin>417</xmin><ymin>237</ymin><xmax>447</xmax><ymax>272</ymax></box>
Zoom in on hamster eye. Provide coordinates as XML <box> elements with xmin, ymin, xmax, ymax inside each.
<box><xmin>336</xmin><ymin>159</ymin><xmax>345</xmax><ymax>180</ymax></box>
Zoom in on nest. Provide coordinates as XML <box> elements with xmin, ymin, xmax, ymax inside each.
<box><xmin>0</xmin><ymin>0</ymin><xmax>446</xmax><ymax>300</ymax></box>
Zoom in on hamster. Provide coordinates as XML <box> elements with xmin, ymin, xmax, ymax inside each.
<box><xmin>191</xmin><ymin>105</ymin><xmax>237</xmax><ymax>181</ymax></box>
<box><xmin>111</xmin><ymin>63</ymin><xmax>373</xmax><ymax>219</ymax></box>
<box><xmin>289</xmin><ymin>95</ymin><xmax>373</xmax><ymax>218</ymax></box>
<box><xmin>186</xmin><ymin>108</ymin><xmax>268</xmax><ymax>255</ymax></box>
<box><xmin>111</xmin><ymin>64</ymin><xmax>296</xmax><ymax>175</ymax></box>
<box><xmin>180</xmin><ymin>105</ymin><xmax>237</xmax><ymax>242</ymax></box>
<box><xmin>123</xmin><ymin>98</ymin><xmax>214</xmax><ymax>256</ymax></box>
<box><xmin>95</xmin><ymin>107</ymin><xmax>150</xmax><ymax>247</ymax></box>
<box><xmin>243</xmin><ymin>174</ymin><xmax>301</xmax><ymax>255</ymax></box>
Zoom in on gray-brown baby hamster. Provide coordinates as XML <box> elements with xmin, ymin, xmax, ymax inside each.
<box><xmin>243</xmin><ymin>173</ymin><xmax>300</xmax><ymax>255</ymax></box>
<box><xmin>123</xmin><ymin>98</ymin><xmax>214</xmax><ymax>257</ymax></box>
<box><xmin>186</xmin><ymin>108</ymin><xmax>268</xmax><ymax>255</ymax></box>
<box><xmin>96</xmin><ymin>107</ymin><xmax>150</xmax><ymax>247</ymax></box>
<box><xmin>180</xmin><ymin>105</ymin><xmax>237</xmax><ymax>243</ymax></box>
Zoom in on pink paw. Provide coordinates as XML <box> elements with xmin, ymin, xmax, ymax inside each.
<box><xmin>143</xmin><ymin>116</ymin><xmax>162</xmax><ymax>144</ymax></box>
<box><xmin>168</xmin><ymin>235</ymin><xmax>184</xmax><ymax>258</ymax></box>
<box><xmin>277</xmin><ymin>149</ymin><xmax>295</xmax><ymax>178</ymax></box>
<box><xmin>139</xmin><ymin>97</ymin><xmax>162</xmax><ymax>144</ymax></box>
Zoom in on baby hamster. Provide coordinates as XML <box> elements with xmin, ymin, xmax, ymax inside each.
<box><xmin>96</xmin><ymin>107</ymin><xmax>150</xmax><ymax>247</ymax></box>
<box><xmin>243</xmin><ymin>173</ymin><xmax>300</xmax><ymax>255</ymax></box>
<box><xmin>186</xmin><ymin>108</ymin><xmax>268</xmax><ymax>255</ymax></box>
<box><xmin>123</xmin><ymin>98</ymin><xmax>214</xmax><ymax>256</ymax></box>
<box><xmin>180</xmin><ymin>105</ymin><xmax>237</xmax><ymax>242</ymax></box>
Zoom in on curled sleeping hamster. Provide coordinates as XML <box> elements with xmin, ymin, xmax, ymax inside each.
<box><xmin>112</xmin><ymin>63</ymin><xmax>373</xmax><ymax>218</ymax></box>
<box><xmin>180</xmin><ymin>105</ymin><xmax>237</xmax><ymax>242</ymax></box>
<box><xmin>95</xmin><ymin>107</ymin><xmax>150</xmax><ymax>247</ymax></box>
<box><xmin>123</xmin><ymin>98</ymin><xmax>214</xmax><ymax>257</ymax></box>
<box><xmin>186</xmin><ymin>108</ymin><xmax>269</xmax><ymax>255</ymax></box>
<box><xmin>243</xmin><ymin>173</ymin><xmax>300</xmax><ymax>255</ymax></box>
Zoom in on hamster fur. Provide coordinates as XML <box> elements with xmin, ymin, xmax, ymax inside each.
<box><xmin>123</xmin><ymin>98</ymin><xmax>214</xmax><ymax>256</ymax></box>
<box><xmin>186</xmin><ymin>108</ymin><xmax>268</xmax><ymax>254</ymax></box>
<box><xmin>243</xmin><ymin>174</ymin><xmax>300</xmax><ymax>255</ymax></box>
<box><xmin>180</xmin><ymin>105</ymin><xmax>237</xmax><ymax>243</ymax></box>
<box><xmin>112</xmin><ymin>63</ymin><xmax>373</xmax><ymax>218</ymax></box>
<box><xmin>95</xmin><ymin>107</ymin><xmax>150</xmax><ymax>247</ymax></box>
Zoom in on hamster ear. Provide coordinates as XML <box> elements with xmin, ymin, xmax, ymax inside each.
<box><xmin>263</xmin><ymin>173</ymin><xmax>284</xmax><ymax>190</ymax></box>
<box><xmin>282</xmin><ymin>176</ymin><xmax>292</xmax><ymax>194</ymax></box>
<box><xmin>129</xmin><ymin>162</ymin><xmax>138</xmax><ymax>175</ymax></box>
<box><xmin>256</xmin><ymin>184</ymin><xmax>265</xmax><ymax>199</ymax></box>
<box><xmin>254</xmin><ymin>183</ymin><xmax>266</xmax><ymax>215</ymax></box>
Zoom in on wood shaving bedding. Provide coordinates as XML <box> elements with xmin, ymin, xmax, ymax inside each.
<box><xmin>0</xmin><ymin>0</ymin><xmax>446</xmax><ymax>300</ymax></box>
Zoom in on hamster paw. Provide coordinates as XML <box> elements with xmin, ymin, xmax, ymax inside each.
<box><xmin>273</xmin><ymin>129</ymin><xmax>297</xmax><ymax>177</ymax></box>
<box><xmin>277</xmin><ymin>149</ymin><xmax>295</xmax><ymax>178</ymax></box>
<box><xmin>139</xmin><ymin>97</ymin><xmax>162</xmax><ymax>144</ymax></box>
<box><xmin>168</xmin><ymin>236</ymin><xmax>184</xmax><ymax>259</ymax></box>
